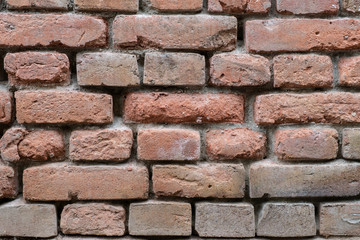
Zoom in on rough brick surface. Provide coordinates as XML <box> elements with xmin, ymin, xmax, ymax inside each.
<box><xmin>195</xmin><ymin>203</ymin><xmax>255</xmax><ymax>238</ymax></box>
<box><xmin>113</xmin><ymin>15</ymin><xmax>237</xmax><ymax>51</ymax></box>
<box><xmin>70</xmin><ymin>129</ymin><xmax>133</xmax><ymax>162</ymax></box>
<box><xmin>60</xmin><ymin>203</ymin><xmax>126</xmax><ymax>236</ymax></box>
<box><xmin>339</xmin><ymin>56</ymin><xmax>360</xmax><ymax>87</ymax></box>
<box><xmin>343</xmin><ymin>0</ymin><xmax>360</xmax><ymax>13</ymax></box>
<box><xmin>144</xmin><ymin>52</ymin><xmax>205</xmax><ymax>86</ymax></box>
<box><xmin>274</xmin><ymin>128</ymin><xmax>338</xmax><ymax>161</ymax></box>
<box><xmin>16</xmin><ymin>91</ymin><xmax>113</xmax><ymax>124</ymax></box>
<box><xmin>0</xmin><ymin>13</ymin><xmax>107</xmax><ymax>48</ymax></box>
<box><xmin>206</xmin><ymin>128</ymin><xmax>266</xmax><ymax>161</ymax></box>
<box><xmin>257</xmin><ymin>203</ymin><xmax>316</xmax><ymax>237</ymax></box>
<box><xmin>246</xmin><ymin>19</ymin><xmax>360</xmax><ymax>53</ymax></box>
<box><xmin>273</xmin><ymin>54</ymin><xmax>333</xmax><ymax>88</ymax></box>
<box><xmin>250</xmin><ymin>160</ymin><xmax>360</xmax><ymax>198</ymax></box>
<box><xmin>209</xmin><ymin>53</ymin><xmax>270</xmax><ymax>87</ymax></box>
<box><xmin>7</xmin><ymin>0</ymin><xmax>68</xmax><ymax>9</ymax></box>
<box><xmin>254</xmin><ymin>93</ymin><xmax>360</xmax><ymax>125</ymax></box>
<box><xmin>153</xmin><ymin>164</ymin><xmax>245</xmax><ymax>198</ymax></box>
<box><xmin>4</xmin><ymin>52</ymin><xmax>70</xmax><ymax>86</ymax></box>
<box><xmin>129</xmin><ymin>201</ymin><xmax>192</xmax><ymax>236</ymax></box>
<box><xmin>343</xmin><ymin>128</ymin><xmax>360</xmax><ymax>159</ymax></box>
<box><xmin>124</xmin><ymin>92</ymin><xmax>244</xmax><ymax>124</ymax></box>
<box><xmin>137</xmin><ymin>129</ymin><xmax>200</xmax><ymax>161</ymax></box>
<box><xmin>0</xmin><ymin>91</ymin><xmax>12</xmax><ymax>124</ymax></box>
<box><xmin>276</xmin><ymin>0</ymin><xmax>339</xmax><ymax>15</ymax></box>
<box><xmin>0</xmin><ymin>166</ymin><xmax>17</xmax><ymax>199</ymax></box>
<box><xmin>147</xmin><ymin>0</ymin><xmax>203</xmax><ymax>12</ymax></box>
<box><xmin>77</xmin><ymin>53</ymin><xmax>140</xmax><ymax>87</ymax></box>
<box><xmin>75</xmin><ymin>0</ymin><xmax>138</xmax><ymax>12</ymax></box>
<box><xmin>208</xmin><ymin>0</ymin><xmax>271</xmax><ymax>13</ymax></box>
<box><xmin>23</xmin><ymin>163</ymin><xmax>149</xmax><ymax>201</ymax></box>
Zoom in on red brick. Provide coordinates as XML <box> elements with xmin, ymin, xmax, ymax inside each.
<box><xmin>343</xmin><ymin>0</ymin><xmax>360</xmax><ymax>13</ymax></box>
<box><xmin>0</xmin><ymin>13</ymin><xmax>107</xmax><ymax>48</ymax></box>
<box><xmin>273</xmin><ymin>54</ymin><xmax>333</xmax><ymax>89</ymax></box>
<box><xmin>0</xmin><ymin>166</ymin><xmax>17</xmax><ymax>199</ymax></box>
<box><xmin>206</xmin><ymin>128</ymin><xmax>266</xmax><ymax>161</ymax></box>
<box><xmin>254</xmin><ymin>93</ymin><xmax>360</xmax><ymax>125</ymax></box>
<box><xmin>210</xmin><ymin>53</ymin><xmax>270</xmax><ymax>87</ymax></box>
<box><xmin>274</xmin><ymin>128</ymin><xmax>338</xmax><ymax>161</ymax></box>
<box><xmin>342</xmin><ymin>128</ymin><xmax>360</xmax><ymax>159</ymax></box>
<box><xmin>70</xmin><ymin>129</ymin><xmax>133</xmax><ymax>162</ymax></box>
<box><xmin>7</xmin><ymin>0</ymin><xmax>68</xmax><ymax>9</ymax></box>
<box><xmin>208</xmin><ymin>0</ymin><xmax>271</xmax><ymax>13</ymax></box>
<box><xmin>147</xmin><ymin>0</ymin><xmax>202</xmax><ymax>12</ymax></box>
<box><xmin>339</xmin><ymin>56</ymin><xmax>360</xmax><ymax>87</ymax></box>
<box><xmin>246</xmin><ymin>18</ymin><xmax>360</xmax><ymax>53</ymax></box>
<box><xmin>153</xmin><ymin>164</ymin><xmax>245</xmax><ymax>198</ymax></box>
<box><xmin>16</xmin><ymin>91</ymin><xmax>113</xmax><ymax>124</ymax></box>
<box><xmin>137</xmin><ymin>129</ymin><xmax>200</xmax><ymax>161</ymax></box>
<box><xmin>124</xmin><ymin>92</ymin><xmax>244</xmax><ymax>124</ymax></box>
<box><xmin>0</xmin><ymin>91</ymin><xmax>12</xmax><ymax>124</ymax></box>
<box><xmin>23</xmin><ymin>163</ymin><xmax>148</xmax><ymax>201</ymax></box>
<box><xmin>276</xmin><ymin>0</ymin><xmax>339</xmax><ymax>15</ymax></box>
<box><xmin>75</xmin><ymin>0</ymin><xmax>138</xmax><ymax>12</ymax></box>
<box><xmin>113</xmin><ymin>15</ymin><xmax>237</xmax><ymax>51</ymax></box>
<box><xmin>4</xmin><ymin>52</ymin><xmax>70</xmax><ymax>86</ymax></box>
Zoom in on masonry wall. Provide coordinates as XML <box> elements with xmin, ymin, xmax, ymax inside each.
<box><xmin>0</xmin><ymin>0</ymin><xmax>360</xmax><ymax>239</ymax></box>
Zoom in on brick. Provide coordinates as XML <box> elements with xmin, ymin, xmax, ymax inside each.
<box><xmin>61</xmin><ymin>203</ymin><xmax>125</xmax><ymax>236</ymax></box>
<box><xmin>209</xmin><ymin>53</ymin><xmax>270</xmax><ymax>87</ymax></box>
<box><xmin>339</xmin><ymin>56</ymin><xmax>360</xmax><ymax>87</ymax></box>
<box><xmin>16</xmin><ymin>91</ymin><xmax>113</xmax><ymax>124</ymax></box>
<box><xmin>153</xmin><ymin>164</ymin><xmax>245</xmax><ymax>198</ymax></box>
<box><xmin>195</xmin><ymin>203</ymin><xmax>255</xmax><ymax>238</ymax></box>
<box><xmin>276</xmin><ymin>0</ymin><xmax>339</xmax><ymax>15</ymax></box>
<box><xmin>7</xmin><ymin>0</ymin><xmax>68</xmax><ymax>9</ymax></box>
<box><xmin>343</xmin><ymin>128</ymin><xmax>360</xmax><ymax>159</ymax></box>
<box><xmin>4</xmin><ymin>52</ymin><xmax>70</xmax><ymax>86</ymax></box>
<box><xmin>0</xmin><ymin>13</ymin><xmax>107</xmax><ymax>48</ymax></box>
<box><xmin>113</xmin><ymin>15</ymin><xmax>237</xmax><ymax>51</ymax></box>
<box><xmin>144</xmin><ymin>52</ymin><xmax>205</xmax><ymax>86</ymax></box>
<box><xmin>147</xmin><ymin>0</ymin><xmax>203</xmax><ymax>12</ymax></box>
<box><xmin>320</xmin><ymin>202</ymin><xmax>360</xmax><ymax>237</ymax></box>
<box><xmin>254</xmin><ymin>93</ymin><xmax>360</xmax><ymax>125</ymax></box>
<box><xmin>137</xmin><ymin>129</ymin><xmax>200</xmax><ymax>161</ymax></box>
<box><xmin>124</xmin><ymin>92</ymin><xmax>244</xmax><ymax>124</ymax></box>
<box><xmin>129</xmin><ymin>201</ymin><xmax>191</xmax><ymax>236</ymax></box>
<box><xmin>0</xmin><ymin>91</ymin><xmax>12</xmax><ymax>124</ymax></box>
<box><xmin>75</xmin><ymin>0</ymin><xmax>138</xmax><ymax>12</ymax></box>
<box><xmin>206</xmin><ymin>128</ymin><xmax>266</xmax><ymax>161</ymax></box>
<box><xmin>274</xmin><ymin>128</ymin><xmax>338</xmax><ymax>161</ymax></box>
<box><xmin>250</xmin><ymin>160</ymin><xmax>360</xmax><ymax>198</ymax></box>
<box><xmin>257</xmin><ymin>203</ymin><xmax>316</xmax><ymax>237</ymax></box>
<box><xmin>0</xmin><ymin>166</ymin><xmax>17</xmax><ymax>199</ymax></box>
<box><xmin>77</xmin><ymin>52</ymin><xmax>140</xmax><ymax>87</ymax></box>
<box><xmin>0</xmin><ymin>198</ymin><xmax>57</xmax><ymax>238</ymax></box>
<box><xmin>23</xmin><ymin>163</ymin><xmax>148</xmax><ymax>201</ymax></box>
<box><xmin>273</xmin><ymin>54</ymin><xmax>333</xmax><ymax>89</ymax></box>
<box><xmin>208</xmin><ymin>0</ymin><xmax>271</xmax><ymax>13</ymax></box>
<box><xmin>246</xmin><ymin>18</ymin><xmax>360</xmax><ymax>53</ymax></box>
<box><xmin>343</xmin><ymin>0</ymin><xmax>360</xmax><ymax>13</ymax></box>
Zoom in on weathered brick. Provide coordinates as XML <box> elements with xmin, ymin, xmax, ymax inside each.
<box><xmin>113</xmin><ymin>15</ymin><xmax>237</xmax><ymax>51</ymax></box>
<box><xmin>209</xmin><ymin>53</ymin><xmax>270</xmax><ymax>87</ymax></box>
<box><xmin>250</xmin><ymin>160</ymin><xmax>360</xmax><ymax>198</ymax></box>
<box><xmin>153</xmin><ymin>164</ymin><xmax>245</xmax><ymax>198</ymax></box>
<box><xmin>0</xmin><ymin>90</ymin><xmax>12</xmax><ymax>124</ymax></box>
<box><xmin>0</xmin><ymin>166</ymin><xmax>17</xmax><ymax>199</ymax></box>
<box><xmin>339</xmin><ymin>56</ymin><xmax>360</xmax><ymax>87</ymax></box>
<box><xmin>254</xmin><ymin>93</ymin><xmax>360</xmax><ymax>125</ymax></box>
<box><xmin>144</xmin><ymin>52</ymin><xmax>205</xmax><ymax>86</ymax></box>
<box><xmin>137</xmin><ymin>129</ymin><xmax>200</xmax><ymax>161</ymax></box>
<box><xmin>16</xmin><ymin>91</ymin><xmax>113</xmax><ymax>124</ymax></box>
<box><xmin>246</xmin><ymin>19</ymin><xmax>360</xmax><ymax>53</ymax></box>
<box><xmin>276</xmin><ymin>0</ymin><xmax>339</xmax><ymax>15</ymax></box>
<box><xmin>124</xmin><ymin>92</ymin><xmax>244</xmax><ymax>124</ymax></box>
<box><xmin>195</xmin><ymin>203</ymin><xmax>255</xmax><ymax>238</ymax></box>
<box><xmin>208</xmin><ymin>0</ymin><xmax>271</xmax><ymax>13</ymax></box>
<box><xmin>23</xmin><ymin>163</ymin><xmax>148</xmax><ymax>201</ymax></box>
<box><xmin>4</xmin><ymin>52</ymin><xmax>70</xmax><ymax>86</ymax></box>
<box><xmin>257</xmin><ymin>203</ymin><xmax>316</xmax><ymax>237</ymax></box>
<box><xmin>342</xmin><ymin>128</ymin><xmax>360</xmax><ymax>159</ymax></box>
<box><xmin>206</xmin><ymin>128</ymin><xmax>266</xmax><ymax>161</ymax></box>
<box><xmin>0</xmin><ymin>13</ymin><xmax>107</xmax><ymax>48</ymax></box>
<box><xmin>77</xmin><ymin>52</ymin><xmax>140</xmax><ymax>87</ymax></box>
<box><xmin>274</xmin><ymin>128</ymin><xmax>338</xmax><ymax>161</ymax></box>
<box><xmin>343</xmin><ymin>0</ymin><xmax>360</xmax><ymax>13</ymax></box>
<box><xmin>70</xmin><ymin>129</ymin><xmax>133</xmax><ymax>162</ymax></box>
<box><xmin>320</xmin><ymin>202</ymin><xmax>360</xmax><ymax>237</ymax></box>
<box><xmin>7</xmin><ymin>0</ymin><xmax>68</xmax><ymax>9</ymax></box>
<box><xmin>129</xmin><ymin>201</ymin><xmax>191</xmax><ymax>236</ymax></box>
<box><xmin>75</xmin><ymin>0</ymin><xmax>138</xmax><ymax>12</ymax></box>
<box><xmin>147</xmin><ymin>0</ymin><xmax>203</xmax><ymax>12</ymax></box>
<box><xmin>61</xmin><ymin>203</ymin><xmax>125</xmax><ymax>236</ymax></box>
<box><xmin>0</xmin><ymin>198</ymin><xmax>57</xmax><ymax>238</ymax></box>
<box><xmin>273</xmin><ymin>54</ymin><xmax>333</xmax><ymax>88</ymax></box>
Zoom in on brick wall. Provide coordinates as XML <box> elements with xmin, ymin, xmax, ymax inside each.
<box><xmin>0</xmin><ymin>0</ymin><xmax>359</xmax><ymax>239</ymax></box>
